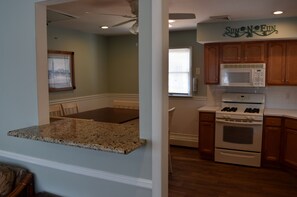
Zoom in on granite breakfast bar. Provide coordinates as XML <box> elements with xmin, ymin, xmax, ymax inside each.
<box><xmin>8</xmin><ymin>118</ymin><xmax>146</xmax><ymax>154</ymax></box>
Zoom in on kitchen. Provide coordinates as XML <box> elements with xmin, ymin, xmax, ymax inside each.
<box><xmin>1</xmin><ymin>0</ymin><xmax>297</xmax><ymax>197</ymax></box>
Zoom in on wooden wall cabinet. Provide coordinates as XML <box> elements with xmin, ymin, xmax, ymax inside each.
<box><xmin>199</xmin><ymin>112</ymin><xmax>215</xmax><ymax>160</ymax></box>
<box><xmin>262</xmin><ymin>117</ymin><xmax>282</xmax><ymax>167</ymax></box>
<box><xmin>221</xmin><ymin>42</ymin><xmax>267</xmax><ymax>63</ymax></box>
<box><xmin>204</xmin><ymin>43</ymin><xmax>219</xmax><ymax>84</ymax></box>
<box><xmin>267</xmin><ymin>41</ymin><xmax>297</xmax><ymax>85</ymax></box>
<box><xmin>220</xmin><ymin>43</ymin><xmax>242</xmax><ymax>63</ymax></box>
<box><xmin>282</xmin><ymin>118</ymin><xmax>297</xmax><ymax>171</ymax></box>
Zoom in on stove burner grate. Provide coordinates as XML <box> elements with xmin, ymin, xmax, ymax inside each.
<box><xmin>244</xmin><ymin>108</ymin><xmax>260</xmax><ymax>113</ymax></box>
<box><xmin>221</xmin><ymin>107</ymin><xmax>238</xmax><ymax>112</ymax></box>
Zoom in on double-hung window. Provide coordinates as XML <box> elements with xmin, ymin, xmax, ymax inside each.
<box><xmin>168</xmin><ymin>47</ymin><xmax>192</xmax><ymax>96</ymax></box>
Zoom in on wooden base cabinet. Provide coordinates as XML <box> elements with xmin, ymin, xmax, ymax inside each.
<box><xmin>283</xmin><ymin>118</ymin><xmax>297</xmax><ymax>171</ymax></box>
<box><xmin>262</xmin><ymin>117</ymin><xmax>282</xmax><ymax>167</ymax></box>
<box><xmin>199</xmin><ymin>112</ymin><xmax>215</xmax><ymax>160</ymax></box>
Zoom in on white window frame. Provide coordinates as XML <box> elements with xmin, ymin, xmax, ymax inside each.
<box><xmin>168</xmin><ymin>47</ymin><xmax>192</xmax><ymax>97</ymax></box>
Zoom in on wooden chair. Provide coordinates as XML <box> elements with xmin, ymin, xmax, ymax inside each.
<box><xmin>49</xmin><ymin>104</ymin><xmax>63</xmax><ymax>117</ymax></box>
<box><xmin>112</xmin><ymin>100</ymin><xmax>139</xmax><ymax>109</ymax></box>
<box><xmin>61</xmin><ymin>102</ymin><xmax>79</xmax><ymax>116</ymax></box>
<box><xmin>168</xmin><ymin>107</ymin><xmax>176</xmax><ymax>174</ymax></box>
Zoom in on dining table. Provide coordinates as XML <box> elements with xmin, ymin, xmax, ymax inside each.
<box><xmin>64</xmin><ymin>107</ymin><xmax>139</xmax><ymax>124</ymax></box>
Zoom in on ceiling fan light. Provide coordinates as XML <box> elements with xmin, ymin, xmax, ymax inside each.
<box><xmin>273</xmin><ymin>10</ymin><xmax>283</xmax><ymax>15</ymax></box>
<box><xmin>100</xmin><ymin>25</ymin><xmax>109</xmax><ymax>29</ymax></box>
<box><xmin>129</xmin><ymin>21</ymin><xmax>139</xmax><ymax>35</ymax></box>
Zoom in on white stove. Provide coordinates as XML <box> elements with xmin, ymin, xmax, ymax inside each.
<box><xmin>215</xmin><ymin>93</ymin><xmax>265</xmax><ymax>167</ymax></box>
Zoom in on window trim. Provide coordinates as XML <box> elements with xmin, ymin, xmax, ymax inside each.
<box><xmin>168</xmin><ymin>47</ymin><xmax>193</xmax><ymax>97</ymax></box>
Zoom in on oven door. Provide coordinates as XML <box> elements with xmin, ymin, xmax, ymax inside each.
<box><xmin>215</xmin><ymin>119</ymin><xmax>263</xmax><ymax>152</ymax></box>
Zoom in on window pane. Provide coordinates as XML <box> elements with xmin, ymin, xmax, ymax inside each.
<box><xmin>169</xmin><ymin>48</ymin><xmax>190</xmax><ymax>72</ymax></box>
<box><xmin>168</xmin><ymin>48</ymin><xmax>191</xmax><ymax>95</ymax></box>
<box><xmin>169</xmin><ymin>73</ymin><xmax>190</xmax><ymax>94</ymax></box>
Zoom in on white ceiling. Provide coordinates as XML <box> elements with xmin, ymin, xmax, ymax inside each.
<box><xmin>47</xmin><ymin>0</ymin><xmax>297</xmax><ymax>36</ymax></box>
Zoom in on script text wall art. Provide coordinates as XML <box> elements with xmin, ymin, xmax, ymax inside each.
<box><xmin>223</xmin><ymin>24</ymin><xmax>278</xmax><ymax>38</ymax></box>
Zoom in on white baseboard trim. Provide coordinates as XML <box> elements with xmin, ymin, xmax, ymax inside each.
<box><xmin>170</xmin><ymin>132</ymin><xmax>198</xmax><ymax>148</ymax></box>
<box><xmin>0</xmin><ymin>150</ymin><xmax>152</xmax><ymax>189</ymax></box>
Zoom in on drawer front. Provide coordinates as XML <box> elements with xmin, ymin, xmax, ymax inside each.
<box><xmin>285</xmin><ymin>118</ymin><xmax>297</xmax><ymax>130</ymax></box>
<box><xmin>265</xmin><ymin>117</ymin><xmax>282</xmax><ymax>127</ymax></box>
<box><xmin>199</xmin><ymin>112</ymin><xmax>215</xmax><ymax>122</ymax></box>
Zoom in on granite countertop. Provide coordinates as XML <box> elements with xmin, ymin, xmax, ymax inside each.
<box><xmin>198</xmin><ymin>106</ymin><xmax>220</xmax><ymax>112</ymax></box>
<box><xmin>264</xmin><ymin>108</ymin><xmax>297</xmax><ymax>119</ymax></box>
<box><xmin>8</xmin><ymin>119</ymin><xmax>145</xmax><ymax>154</ymax></box>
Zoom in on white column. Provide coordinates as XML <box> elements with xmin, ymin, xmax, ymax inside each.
<box><xmin>139</xmin><ymin>0</ymin><xmax>169</xmax><ymax>196</ymax></box>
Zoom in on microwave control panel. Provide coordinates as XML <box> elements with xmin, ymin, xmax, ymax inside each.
<box><xmin>252</xmin><ymin>69</ymin><xmax>265</xmax><ymax>87</ymax></box>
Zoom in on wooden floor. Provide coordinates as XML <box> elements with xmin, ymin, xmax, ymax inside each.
<box><xmin>169</xmin><ymin>146</ymin><xmax>297</xmax><ymax>197</ymax></box>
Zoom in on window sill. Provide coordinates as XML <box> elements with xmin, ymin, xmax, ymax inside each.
<box><xmin>168</xmin><ymin>94</ymin><xmax>193</xmax><ymax>98</ymax></box>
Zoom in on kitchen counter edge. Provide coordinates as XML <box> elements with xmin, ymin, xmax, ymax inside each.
<box><xmin>197</xmin><ymin>106</ymin><xmax>220</xmax><ymax>112</ymax></box>
<box><xmin>7</xmin><ymin>119</ymin><xmax>146</xmax><ymax>155</ymax></box>
<box><xmin>264</xmin><ymin>108</ymin><xmax>297</xmax><ymax>119</ymax></box>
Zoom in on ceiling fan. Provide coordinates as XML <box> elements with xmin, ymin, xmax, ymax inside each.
<box><xmin>111</xmin><ymin>0</ymin><xmax>196</xmax><ymax>34</ymax></box>
<box><xmin>47</xmin><ymin>0</ymin><xmax>196</xmax><ymax>35</ymax></box>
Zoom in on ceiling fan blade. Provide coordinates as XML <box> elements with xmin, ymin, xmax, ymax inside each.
<box><xmin>47</xmin><ymin>9</ymin><xmax>78</xmax><ymax>24</ymax></box>
<box><xmin>169</xmin><ymin>13</ymin><xmax>196</xmax><ymax>20</ymax></box>
<box><xmin>96</xmin><ymin>13</ymin><xmax>136</xmax><ymax>19</ymax></box>
<box><xmin>112</xmin><ymin>19</ymin><xmax>136</xmax><ymax>27</ymax></box>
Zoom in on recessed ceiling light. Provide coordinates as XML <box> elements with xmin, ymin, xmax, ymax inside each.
<box><xmin>168</xmin><ymin>19</ymin><xmax>175</xmax><ymax>23</ymax></box>
<box><xmin>100</xmin><ymin>26</ymin><xmax>109</xmax><ymax>29</ymax></box>
<box><xmin>273</xmin><ymin>10</ymin><xmax>283</xmax><ymax>15</ymax></box>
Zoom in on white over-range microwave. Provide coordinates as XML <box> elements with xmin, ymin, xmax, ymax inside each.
<box><xmin>220</xmin><ymin>63</ymin><xmax>266</xmax><ymax>87</ymax></box>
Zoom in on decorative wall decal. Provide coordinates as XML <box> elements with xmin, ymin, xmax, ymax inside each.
<box><xmin>223</xmin><ymin>24</ymin><xmax>278</xmax><ymax>38</ymax></box>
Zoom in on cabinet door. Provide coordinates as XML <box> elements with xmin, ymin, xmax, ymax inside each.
<box><xmin>220</xmin><ymin>43</ymin><xmax>242</xmax><ymax>63</ymax></box>
<box><xmin>282</xmin><ymin>118</ymin><xmax>297</xmax><ymax>170</ymax></box>
<box><xmin>244</xmin><ymin>42</ymin><xmax>266</xmax><ymax>62</ymax></box>
<box><xmin>283</xmin><ymin>128</ymin><xmax>297</xmax><ymax>170</ymax></box>
<box><xmin>285</xmin><ymin>41</ymin><xmax>297</xmax><ymax>85</ymax></box>
<box><xmin>267</xmin><ymin>42</ymin><xmax>286</xmax><ymax>85</ymax></box>
<box><xmin>262</xmin><ymin>126</ymin><xmax>282</xmax><ymax>167</ymax></box>
<box><xmin>204</xmin><ymin>44</ymin><xmax>219</xmax><ymax>84</ymax></box>
<box><xmin>199</xmin><ymin>112</ymin><xmax>215</xmax><ymax>160</ymax></box>
<box><xmin>199</xmin><ymin>121</ymin><xmax>215</xmax><ymax>160</ymax></box>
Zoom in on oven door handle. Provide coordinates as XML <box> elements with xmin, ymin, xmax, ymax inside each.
<box><xmin>220</xmin><ymin>151</ymin><xmax>256</xmax><ymax>159</ymax></box>
<box><xmin>216</xmin><ymin>119</ymin><xmax>262</xmax><ymax>125</ymax></box>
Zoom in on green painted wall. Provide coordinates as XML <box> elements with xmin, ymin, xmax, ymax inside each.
<box><xmin>197</xmin><ymin>17</ymin><xmax>297</xmax><ymax>43</ymax></box>
<box><xmin>47</xmin><ymin>28</ymin><xmax>206</xmax><ymax>97</ymax></box>
<box><xmin>106</xmin><ymin>35</ymin><xmax>139</xmax><ymax>94</ymax></box>
<box><xmin>47</xmin><ymin>26</ymin><xmax>108</xmax><ymax>100</ymax></box>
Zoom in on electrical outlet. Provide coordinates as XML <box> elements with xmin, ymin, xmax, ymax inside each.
<box><xmin>195</xmin><ymin>68</ymin><xmax>200</xmax><ymax>75</ymax></box>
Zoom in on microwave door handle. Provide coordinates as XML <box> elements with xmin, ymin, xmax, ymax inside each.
<box><xmin>216</xmin><ymin>119</ymin><xmax>262</xmax><ymax>125</ymax></box>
